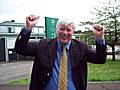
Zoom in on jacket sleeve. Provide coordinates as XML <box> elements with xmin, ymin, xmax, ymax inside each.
<box><xmin>14</xmin><ymin>28</ymin><xmax>37</xmax><ymax>56</ymax></box>
<box><xmin>85</xmin><ymin>40</ymin><xmax>107</xmax><ymax>64</ymax></box>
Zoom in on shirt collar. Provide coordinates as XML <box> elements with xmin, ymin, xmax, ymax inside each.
<box><xmin>57</xmin><ymin>40</ymin><xmax>71</xmax><ymax>50</ymax></box>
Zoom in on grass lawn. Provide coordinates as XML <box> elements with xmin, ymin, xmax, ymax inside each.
<box><xmin>88</xmin><ymin>59</ymin><xmax>120</xmax><ymax>81</ymax></box>
<box><xmin>9</xmin><ymin>78</ymin><xmax>30</xmax><ymax>85</ymax></box>
<box><xmin>9</xmin><ymin>59</ymin><xmax>120</xmax><ymax>84</ymax></box>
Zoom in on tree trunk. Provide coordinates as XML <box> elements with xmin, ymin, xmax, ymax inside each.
<box><xmin>112</xmin><ymin>46</ymin><xmax>116</xmax><ymax>61</ymax></box>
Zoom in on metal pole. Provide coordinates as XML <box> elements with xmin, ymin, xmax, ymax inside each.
<box><xmin>5</xmin><ymin>37</ymin><xmax>9</xmax><ymax>62</ymax></box>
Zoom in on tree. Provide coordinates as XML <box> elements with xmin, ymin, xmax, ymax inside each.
<box><xmin>80</xmin><ymin>0</ymin><xmax>120</xmax><ymax>61</ymax></box>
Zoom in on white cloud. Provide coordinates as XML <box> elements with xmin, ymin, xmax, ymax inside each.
<box><xmin>0</xmin><ymin>0</ymin><xmax>108</xmax><ymax>25</ymax></box>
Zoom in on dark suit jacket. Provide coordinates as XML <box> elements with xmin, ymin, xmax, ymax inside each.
<box><xmin>14</xmin><ymin>30</ymin><xmax>106</xmax><ymax>90</ymax></box>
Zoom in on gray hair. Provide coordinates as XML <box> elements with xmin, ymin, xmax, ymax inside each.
<box><xmin>56</xmin><ymin>18</ymin><xmax>76</xmax><ymax>30</ymax></box>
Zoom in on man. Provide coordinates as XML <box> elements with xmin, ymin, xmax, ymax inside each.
<box><xmin>14</xmin><ymin>15</ymin><xmax>106</xmax><ymax>90</ymax></box>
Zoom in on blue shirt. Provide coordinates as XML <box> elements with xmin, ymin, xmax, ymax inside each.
<box><xmin>44</xmin><ymin>41</ymin><xmax>76</xmax><ymax>90</ymax></box>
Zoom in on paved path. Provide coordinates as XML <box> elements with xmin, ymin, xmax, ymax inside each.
<box><xmin>87</xmin><ymin>82</ymin><xmax>120</xmax><ymax>90</ymax></box>
<box><xmin>0</xmin><ymin>61</ymin><xmax>120</xmax><ymax>90</ymax></box>
<box><xmin>0</xmin><ymin>61</ymin><xmax>32</xmax><ymax>84</ymax></box>
<box><xmin>0</xmin><ymin>82</ymin><xmax>120</xmax><ymax>90</ymax></box>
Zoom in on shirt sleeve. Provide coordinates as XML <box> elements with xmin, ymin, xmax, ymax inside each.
<box><xmin>17</xmin><ymin>28</ymin><xmax>31</xmax><ymax>40</ymax></box>
<box><xmin>96</xmin><ymin>38</ymin><xmax>106</xmax><ymax>45</ymax></box>
<box><xmin>20</xmin><ymin>28</ymin><xmax>31</xmax><ymax>36</ymax></box>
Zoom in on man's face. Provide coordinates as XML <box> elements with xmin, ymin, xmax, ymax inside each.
<box><xmin>57</xmin><ymin>24</ymin><xmax>74</xmax><ymax>45</ymax></box>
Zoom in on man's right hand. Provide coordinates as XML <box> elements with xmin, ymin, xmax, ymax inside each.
<box><xmin>25</xmin><ymin>15</ymin><xmax>39</xmax><ymax>30</ymax></box>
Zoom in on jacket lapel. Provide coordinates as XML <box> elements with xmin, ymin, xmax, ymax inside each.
<box><xmin>70</xmin><ymin>40</ymin><xmax>82</xmax><ymax>68</ymax></box>
<box><xmin>48</xmin><ymin>38</ymin><xmax>57</xmax><ymax>71</ymax></box>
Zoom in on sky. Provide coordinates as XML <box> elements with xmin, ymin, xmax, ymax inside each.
<box><xmin>0</xmin><ymin>0</ymin><xmax>108</xmax><ymax>27</ymax></box>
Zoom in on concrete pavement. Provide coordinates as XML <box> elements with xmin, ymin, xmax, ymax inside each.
<box><xmin>0</xmin><ymin>61</ymin><xmax>32</xmax><ymax>84</ymax></box>
<box><xmin>0</xmin><ymin>60</ymin><xmax>120</xmax><ymax>90</ymax></box>
<box><xmin>0</xmin><ymin>82</ymin><xmax>120</xmax><ymax>90</ymax></box>
<box><xmin>87</xmin><ymin>82</ymin><xmax>120</xmax><ymax>90</ymax></box>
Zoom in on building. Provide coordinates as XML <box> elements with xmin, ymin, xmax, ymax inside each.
<box><xmin>0</xmin><ymin>20</ymin><xmax>45</xmax><ymax>62</ymax></box>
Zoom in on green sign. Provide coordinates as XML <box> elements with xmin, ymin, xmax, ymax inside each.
<box><xmin>45</xmin><ymin>17</ymin><xmax>58</xmax><ymax>38</ymax></box>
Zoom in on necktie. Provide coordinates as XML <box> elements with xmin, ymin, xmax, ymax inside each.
<box><xmin>58</xmin><ymin>47</ymin><xmax>68</xmax><ymax>90</ymax></box>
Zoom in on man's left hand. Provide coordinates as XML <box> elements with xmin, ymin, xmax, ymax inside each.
<box><xmin>92</xmin><ymin>24</ymin><xmax>105</xmax><ymax>39</ymax></box>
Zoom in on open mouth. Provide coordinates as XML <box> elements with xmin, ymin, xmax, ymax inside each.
<box><xmin>61</xmin><ymin>36</ymin><xmax>68</xmax><ymax>40</ymax></box>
